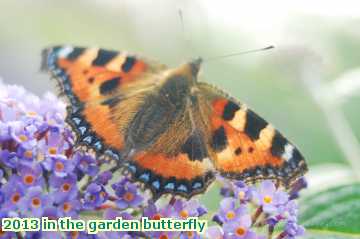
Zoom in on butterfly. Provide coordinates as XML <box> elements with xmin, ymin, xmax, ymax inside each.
<box><xmin>41</xmin><ymin>46</ymin><xmax>308</xmax><ymax>199</ymax></box>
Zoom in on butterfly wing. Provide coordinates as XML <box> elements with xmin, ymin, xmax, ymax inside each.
<box><xmin>41</xmin><ymin>45</ymin><xmax>167</xmax><ymax>157</ymax></box>
<box><xmin>198</xmin><ymin>82</ymin><xmax>308</xmax><ymax>187</ymax></box>
<box><xmin>42</xmin><ymin>50</ymin><xmax>215</xmax><ymax>198</ymax></box>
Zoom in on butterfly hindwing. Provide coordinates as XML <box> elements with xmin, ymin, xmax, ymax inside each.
<box><xmin>127</xmin><ymin>151</ymin><xmax>215</xmax><ymax>199</ymax></box>
<box><xmin>199</xmin><ymin>83</ymin><xmax>307</xmax><ymax>187</ymax></box>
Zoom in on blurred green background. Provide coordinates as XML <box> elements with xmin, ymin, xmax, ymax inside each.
<box><xmin>1</xmin><ymin>0</ymin><xmax>360</xmax><ymax>199</ymax></box>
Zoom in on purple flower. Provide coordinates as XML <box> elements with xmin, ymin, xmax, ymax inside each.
<box><xmin>284</xmin><ymin>221</ymin><xmax>305</xmax><ymax>238</ymax></box>
<box><xmin>37</xmin><ymin>129</ymin><xmax>69</xmax><ymax>157</ymax></box>
<box><xmin>142</xmin><ymin>199</ymin><xmax>181</xmax><ymax>239</ymax></box>
<box><xmin>0</xmin><ymin>102</ymin><xmax>16</xmax><ymax>123</ymax></box>
<box><xmin>253</xmin><ymin>180</ymin><xmax>289</xmax><ymax>214</ymax></box>
<box><xmin>73</xmin><ymin>152</ymin><xmax>99</xmax><ymax>177</ymax></box>
<box><xmin>42</xmin><ymin>155</ymin><xmax>75</xmax><ymax>177</ymax></box>
<box><xmin>205</xmin><ymin>226</ymin><xmax>224</xmax><ymax>239</ymax></box>
<box><xmin>95</xmin><ymin>170</ymin><xmax>112</xmax><ymax>185</ymax></box>
<box><xmin>18</xmin><ymin>186</ymin><xmax>52</xmax><ymax>217</ymax></box>
<box><xmin>58</xmin><ymin>199</ymin><xmax>81</xmax><ymax>217</ymax></box>
<box><xmin>83</xmin><ymin>183</ymin><xmax>108</xmax><ymax>210</ymax></box>
<box><xmin>49</xmin><ymin>174</ymin><xmax>78</xmax><ymax>203</ymax></box>
<box><xmin>17</xmin><ymin>145</ymin><xmax>37</xmax><ymax>162</ymax></box>
<box><xmin>18</xmin><ymin>164</ymin><xmax>44</xmax><ymax>189</ymax></box>
<box><xmin>218</xmin><ymin>175</ymin><xmax>234</xmax><ymax>197</ymax></box>
<box><xmin>0</xmin><ymin>150</ymin><xmax>19</xmax><ymax>168</ymax></box>
<box><xmin>275</xmin><ymin>200</ymin><xmax>299</xmax><ymax>222</ymax></box>
<box><xmin>171</xmin><ymin>199</ymin><xmax>206</xmax><ymax>219</ymax></box>
<box><xmin>265</xmin><ymin>200</ymin><xmax>300</xmax><ymax>228</ymax></box>
<box><xmin>197</xmin><ymin>204</ymin><xmax>208</xmax><ymax>217</ymax></box>
<box><xmin>215</xmin><ymin>198</ymin><xmax>247</xmax><ymax>224</ymax></box>
<box><xmin>223</xmin><ymin>214</ymin><xmax>256</xmax><ymax>239</ymax></box>
<box><xmin>233</xmin><ymin>181</ymin><xmax>252</xmax><ymax>203</ymax></box>
<box><xmin>289</xmin><ymin>177</ymin><xmax>308</xmax><ymax>200</ymax></box>
<box><xmin>1</xmin><ymin>176</ymin><xmax>26</xmax><ymax>210</ymax></box>
<box><xmin>10</xmin><ymin>125</ymin><xmax>37</xmax><ymax>151</ymax></box>
<box><xmin>143</xmin><ymin>201</ymin><xmax>164</xmax><ymax>219</ymax></box>
<box><xmin>112</xmin><ymin>178</ymin><xmax>143</xmax><ymax>209</ymax></box>
<box><xmin>218</xmin><ymin>177</ymin><xmax>253</xmax><ymax>203</ymax></box>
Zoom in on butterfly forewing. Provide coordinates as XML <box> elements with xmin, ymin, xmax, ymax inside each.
<box><xmin>41</xmin><ymin>46</ymin><xmax>165</xmax><ymax>155</ymax></box>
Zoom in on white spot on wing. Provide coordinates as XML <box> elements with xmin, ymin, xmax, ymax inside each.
<box><xmin>229</xmin><ymin>106</ymin><xmax>247</xmax><ymax>131</ymax></box>
<box><xmin>58</xmin><ymin>46</ymin><xmax>74</xmax><ymax>58</ymax></box>
<box><xmin>282</xmin><ymin>143</ymin><xmax>294</xmax><ymax>161</ymax></box>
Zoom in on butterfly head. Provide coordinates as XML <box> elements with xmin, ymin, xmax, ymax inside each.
<box><xmin>169</xmin><ymin>57</ymin><xmax>202</xmax><ymax>85</ymax></box>
<box><xmin>189</xmin><ymin>57</ymin><xmax>202</xmax><ymax>78</ymax></box>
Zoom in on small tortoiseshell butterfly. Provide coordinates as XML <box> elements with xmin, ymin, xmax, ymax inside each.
<box><xmin>41</xmin><ymin>46</ymin><xmax>308</xmax><ymax>199</ymax></box>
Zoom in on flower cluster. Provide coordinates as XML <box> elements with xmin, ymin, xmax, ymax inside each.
<box><xmin>0</xmin><ymin>82</ymin><xmax>306</xmax><ymax>239</ymax></box>
<box><xmin>208</xmin><ymin>178</ymin><xmax>306</xmax><ymax>239</ymax></box>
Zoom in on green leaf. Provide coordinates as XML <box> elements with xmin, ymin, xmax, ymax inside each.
<box><xmin>299</xmin><ymin>183</ymin><xmax>360</xmax><ymax>238</ymax></box>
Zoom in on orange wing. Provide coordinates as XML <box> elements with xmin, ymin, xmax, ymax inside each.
<box><xmin>126</xmin><ymin>151</ymin><xmax>215</xmax><ymax>199</ymax></box>
<box><xmin>41</xmin><ymin>46</ymin><xmax>166</xmax><ymax>157</ymax></box>
<box><xmin>42</xmin><ymin>47</ymin><xmax>215</xmax><ymax>199</ymax></box>
<box><xmin>199</xmin><ymin>83</ymin><xmax>307</xmax><ymax>186</ymax></box>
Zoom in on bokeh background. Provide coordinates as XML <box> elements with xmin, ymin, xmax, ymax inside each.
<box><xmin>1</xmin><ymin>0</ymin><xmax>360</xmax><ymax>204</ymax></box>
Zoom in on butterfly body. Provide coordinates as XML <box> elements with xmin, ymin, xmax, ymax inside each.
<box><xmin>125</xmin><ymin>59</ymin><xmax>202</xmax><ymax>156</ymax></box>
<box><xmin>42</xmin><ymin>46</ymin><xmax>307</xmax><ymax>199</ymax></box>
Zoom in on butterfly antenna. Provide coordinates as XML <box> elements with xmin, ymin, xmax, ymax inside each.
<box><xmin>203</xmin><ymin>45</ymin><xmax>275</xmax><ymax>62</ymax></box>
<box><xmin>178</xmin><ymin>9</ymin><xmax>197</xmax><ymax>58</ymax></box>
<box><xmin>178</xmin><ymin>9</ymin><xmax>185</xmax><ymax>36</ymax></box>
